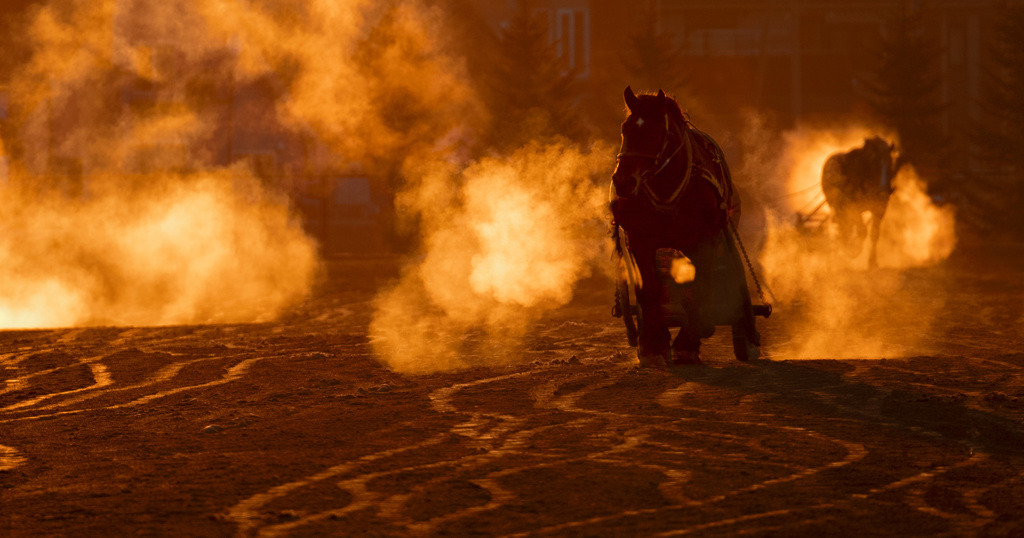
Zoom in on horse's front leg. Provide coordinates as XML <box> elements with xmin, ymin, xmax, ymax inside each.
<box><xmin>833</xmin><ymin>208</ymin><xmax>865</xmax><ymax>258</ymax></box>
<box><xmin>868</xmin><ymin>210</ymin><xmax>883</xmax><ymax>268</ymax></box>
<box><xmin>634</xmin><ymin>246</ymin><xmax>670</xmax><ymax>369</ymax></box>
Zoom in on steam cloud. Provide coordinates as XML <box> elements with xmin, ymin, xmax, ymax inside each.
<box><xmin>197</xmin><ymin>0</ymin><xmax>483</xmax><ymax>160</ymax></box>
<box><xmin>2</xmin><ymin>0</ymin><xmax>960</xmax><ymax>365</ymax></box>
<box><xmin>0</xmin><ymin>0</ymin><xmax>343</xmax><ymax>329</ymax></box>
<box><xmin>369</xmin><ymin>145</ymin><xmax>612</xmax><ymax>374</ymax></box>
<box><xmin>0</xmin><ymin>170</ymin><xmax>316</xmax><ymax>328</ymax></box>
<box><xmin>747</xmin><ymin>122</ymin><xmax>956</xmax><ymax>359</ymax></box>
<box><xmin>2</xmin><ymin>0</ymin><xmax>606</xmax><ymax>350</ymax></box>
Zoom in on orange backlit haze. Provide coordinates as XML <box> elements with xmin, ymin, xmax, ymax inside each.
<box><xmin>752</xmin><ymin>123</ymin><xmax>956</xmax><ymax>359</ymax></box>
<box><xmin>0</xmin><ymin>0</ymin><xmax>961</xmax><ymax>366</ymax></box>
<box><xmin>0</xmin><ymin>0</ymin><xmax>485</xmax><ymax>330</ymax></box>
<box><xmin>370</xmin><ymin>145</ymin><xmax>612</xmax><ymax>374</ymax></box>
<box><xmin>0</xmin><ymin>170</ymin><xmax>317</xmax><ymax>328</ymax></box>
<box><xmin>0</xmin><ymin>0</ymin><xmax>332</xmax><ymax>329</ymax></box>
<box><xmin>0</xmin><ymin>0</ymin><xmax>611</xmax><ymax>366</ymax></box>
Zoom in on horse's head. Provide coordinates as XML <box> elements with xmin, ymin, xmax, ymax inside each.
<box><xmin>862</xmin><ymin>136</ymin><xmax>896</xmax><ymax>160</ymax></box>
<box><xmin>612</xmin><ymin>86</ymin><xmax>675</xmax><ymax>196</ymax></box>
<box><xmin>862</xmin><ymin>136</ymin><xmax>900</xmax><ymax>190</ymax></box>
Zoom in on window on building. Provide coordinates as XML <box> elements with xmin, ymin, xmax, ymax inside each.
<box><xmin>555</xmin><ymin>8</ymin><xmax>590</xmax><ymax>76</ymax></box>
<box><xmin>533</xmin><ymin>7</ymin><xmax>590</xmax><ymax>77</ymax></box>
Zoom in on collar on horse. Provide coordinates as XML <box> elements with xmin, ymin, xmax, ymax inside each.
<box><xmin>616</xmin><ymin>112</ymin><xmax>694</xmax><ymax>211</ymax></box>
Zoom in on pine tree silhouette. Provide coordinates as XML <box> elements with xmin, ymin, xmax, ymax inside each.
<box><xmin>620</xmin><ymin>7</ymin><xmax>689</xmax><ymax>98</ymax></box>
<box><xmin>974</xmin><ymin>2</ymin><xmax>1024</xmax><ymax>235</ymax></box>
<box><xmin>860</xmin><ymin>4</ymin><xmax>947</xmax><ymax>188</ymax></box>
<box><xmin>481</xmin><ymin>1</ymin><xmax>584</xmax><ymax>149</ymax></box>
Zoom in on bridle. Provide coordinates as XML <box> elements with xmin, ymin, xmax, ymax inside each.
<box><xmin>616</xmin><ymin>111</ymin><xmax>691</xmax><ymax>202</ymax></box>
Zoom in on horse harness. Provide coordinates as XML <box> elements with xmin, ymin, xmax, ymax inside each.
<box><xmin>617</xmin><ymin>114</ymin><xmax>733</xmax><ymax>217</ymax></box>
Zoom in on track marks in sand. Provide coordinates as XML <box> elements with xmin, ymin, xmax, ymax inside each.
<box><xmin>224</xmin><ymin>364</ymin><xmax>885</xmax><ymax>537</ymax></box>
<box><xmin>5</xmin><ymin>310</ymin><xmax>1021</xmax><ymax>535</ymax></box>
<box><xmin>2</xmin><ymin>359</ymin><xmax>112</xmax><ymax>411</ymax></box>
<box><xmin>0</xmin><ymin>327</ymin><xmax>296</xmax><ymax>475</ymax></box>
<box><xmin>495</xmin><ymin>372</ymin><xmax>868</xmax><ymax>537</ymax></box>
<box><xmin>0</xmin><ymin>321</ymin><xmax>344</xmax><ymax>420</ymax></box>
<box><xmin>226</xmin><ymin>370</ymin><xmax>556</xmax><ymax>536</ymax></box>
<box><xmin>464</xmin><ymin>362</ymin><xmax>1019</xmax><ymax>536</ymax></box>
<box><xmin>225</xmin><ymin>432</ymin><xmax>452</xmax><ymax>537</ymax></box>
<box><xmin>0</xmin><ymin>443</ymin><xmax>26</xmax><ymax>471</ymax></box>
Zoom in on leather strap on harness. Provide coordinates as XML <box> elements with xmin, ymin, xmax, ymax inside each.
<box><xmin>641</xmin><ymin>123</ymin><xmax>693</xmax><ymax>211</ymax></box>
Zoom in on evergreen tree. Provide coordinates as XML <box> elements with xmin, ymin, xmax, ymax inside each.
<box><xmin>969</xmin><ymin>2</ymin><xmax>1024</xmax><ymax>236</ymax></box>
<box><xmin>620</xmin><ymin>7</ymin><xmax>689</xmax><ymax>98</ymax></box>
<box><xmin>860</xmin><ymin>3</ymin><xmax>947</xmax><ymax>187</ymax></box>
<box><xmin>481</xmin><ymin>1</ymin><xmax>585</xmax><ymax>149</ymax></box>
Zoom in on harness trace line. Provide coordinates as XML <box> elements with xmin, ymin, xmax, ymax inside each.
<box><xmin>728</xmin><ymin>216</ymin><xmax>772</xmax><ymax>314</ymax></box>
<box><xmin>779</xmin><ymin>182</ymin><xmax>824</xmax><ymax>200</ymax></box>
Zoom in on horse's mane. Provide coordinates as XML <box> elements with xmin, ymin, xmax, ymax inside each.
<box><xmin>635</xmin><ymin>91</ymin><xmax>690</xmax><ymax>126</ymax></box>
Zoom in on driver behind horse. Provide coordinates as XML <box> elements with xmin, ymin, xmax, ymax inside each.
<box><xmin>610</xmin><ymin>87</ymin><xmax>737</xmax><ymax>369</ymax></box>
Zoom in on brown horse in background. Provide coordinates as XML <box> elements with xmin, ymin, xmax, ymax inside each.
<box><xmin>610</xmin><ymin>87</ymin><xmax>737</xmax><ymax>368</ymax></box>
<box><xmin>821</xmin><ymin>136</ymin><xmax>902</xmax><ymax>267</ymax></box>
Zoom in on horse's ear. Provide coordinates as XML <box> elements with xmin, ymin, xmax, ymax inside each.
<box><xmin>624</xmin><ymin>86</ymin><xmax>639</xmax><ymax>111</ymax></box>
<box><xmin>657</xmin><ymin>89</ymin><xmax>665</xmax><ymax>99</ymax></box>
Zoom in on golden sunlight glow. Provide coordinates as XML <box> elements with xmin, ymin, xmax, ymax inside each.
<box><xmin>0</xmin><ymin>169</ymin><xmax>317</xmax><ymax>329</ymax></box>
<box><xmin>4</xmin><ymin>0</ymin><xmax>965</xmax><ymax>367</ymax></box>
<box><xmin>877</xmin><ymin>167</ymin><xmax>957</xmax><ymax>268</ymax></box>
<box><xmin>0</xmin><ymin>0</ymin><xmax>352</xmax><ymax>329</ymax></box>
<box><xmin>197</xmin><ymin>0</ymin><xmax>483</xmax><ymax>160</ymax></box>
<box><xmin>669</xmin><ymin>256</ymin><xmax>696</xmax><ymax>284</ymax></box>
<box><xmin>369</xmin><ymin>144</ymin><xmax>612</xmax><ymax>374</ymax></box>
<box><xmin>754</xmin><ymin>125</ymin><xmax>957</xmax><ymax>360</ymax></box>
<box><xmin>1</xmin><ymin>0</ymin><xmax>493</xmax><ymax>331</ymax></box>
<box><xmin>777</xmin><ymin>125</ymin><xmax>881</xmax><ymax>218</ymax></box>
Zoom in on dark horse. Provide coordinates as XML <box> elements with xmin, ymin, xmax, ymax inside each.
<box><xmin>610</xmin><ymin>87</ymin><xmax>736</xmax><ymax>368</ymax></box>
<box><xmin>821</xmin><ymin>136</ymin><xmax>902</xmax><ymax>267</ymax></box>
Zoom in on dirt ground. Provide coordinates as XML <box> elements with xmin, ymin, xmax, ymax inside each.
<box><xmin>2</xmin><ymin>242</ymin><xmax>1024</xmax><ymax>537</ymax></box>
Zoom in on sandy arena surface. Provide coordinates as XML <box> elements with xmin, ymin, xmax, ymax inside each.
<box><xmin>2</xmin><ymin>244</ymin><xmax>1023</xmax><ymax>537</ymax></box>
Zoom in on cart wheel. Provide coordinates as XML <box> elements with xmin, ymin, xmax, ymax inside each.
<box><xmin>616</xmin><ymin>274</ymin><xmax>639</xmax><ymax>348</ymax></box>
<box><xmin>731</xmin><ymin>325</ymin><xmax>760</xmax><ymax>362</ymax></box>
<box><xmin>615</xmin><ymin>227</ymin><xmax>643</xmax><ymax>349</ymax></box>
<box><xmin>721</xmin><ymin>232</ymin><xmax>762</xmax><ymax>362</ymax></box>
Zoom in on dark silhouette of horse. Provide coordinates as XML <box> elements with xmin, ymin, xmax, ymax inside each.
<box><xmin>821</xmin><ymin>136</ymin><xmax>902</xmax><ymax>267</ymax></box>
<box><xmin>610</xmin><ymin>87</ymin><xmax>737</xmax><ymax>368</ymax></box>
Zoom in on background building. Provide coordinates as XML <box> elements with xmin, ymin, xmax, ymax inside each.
<box><xmin>469</xmin><ymin>0</ymin><xmax>993</xmax><ymax>173</ymax></box>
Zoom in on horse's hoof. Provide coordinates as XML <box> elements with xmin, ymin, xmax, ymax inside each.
<box><xmin>637</xmin><ymin>349</ymin><xmax>669</xmax><ymax>370</ymax></box>
<box><xmin>672</xmin><ymin>349</ymin><xmax>702</xmax><ymax>365</ymax></box>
